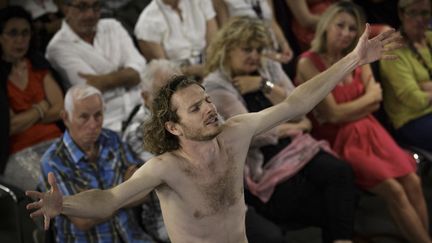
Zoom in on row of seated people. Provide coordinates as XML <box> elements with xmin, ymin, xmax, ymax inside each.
<box><xmin>2</xmin><ymin>0</ymin><xmax>430</xmax><ymax>243</ymax></box>
<box><xmin>0</xmin><ymin>0</ymin><xmax>408</xmax><ymax>161</ymax></box>
<box><xmin>0</xmin><ymin>0</ymin><xmax>401</xmax><ymax>77</ymax></box>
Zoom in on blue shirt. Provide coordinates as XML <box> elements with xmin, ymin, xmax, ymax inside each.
<box><xmin>40</xmin><ymin>129</ymin><xmax>154</xmax><ymax>243</ymax></box>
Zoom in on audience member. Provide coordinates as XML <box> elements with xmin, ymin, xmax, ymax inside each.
<box><xmin>0</xmin><ymin>6</ymin><xmax>63</xmax><ymax>155</ymax></box>
<box><xmin>204</xmin><ymin>16</ymin><xmax>357</xmax><ymax>243</ymax></box>
<box><xmin>296</xmin><ymin>2</ymin><xmax>430</xmax><ymax>242</ymax></box>
<box><xmin>100</xmin><ymin>0</ymin><xmax>151</xmax><ymax>35</ymax></box>
<box><xmin>123</xmin><ymin>59</ymin><xmax>181</xmax><ymax>243</ymax></box>
<box><xmin>10</xmin><ymin>0</ymin><xmax>63</xmax><ymax>52</ymax></box>
<box><xmin>285</xmin><ymin>0</ymin><xmax>338</xmax><ymax>51</ymax></box>
<box><xmin>353</xmin><ymin>0</ymin><xmax>400</xmax><ymax>29</ymax></box>
<box><xmin>212</xmin><ymin>0</ymin><xmax>293</xmax><ymax>63</ymax></box>
<box><xmin>126</xmin><ymin>59</ymin><xmax>293</xmax><ymax>243</ymax></box>
<box><xmin>134</xmin><ymin>0</ymin><xmax>218</xmax><ymax>79</ymax></box>
<box><xmin>46</xmin><ymin>0</ymin><xmax>146</xmax><ymax>132</ymax></box>
<box><xmin>380</xmin><ymin>0</ymin><xmax>432</xmax><ymax>152</ymax></box>
<box><xmin>40</xmin><ymin>83</ymin><xmax>154</xmax><ymax>243</ymax></box>
<box><xmin>26</xmin><ymin>20</ymin><xmax>401</xmax><ymax>243</ymax></box>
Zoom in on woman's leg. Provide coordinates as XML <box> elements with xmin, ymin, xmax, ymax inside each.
<box><xmin>397</xmin><ymin>173</ymin><xmax>429</xmax><ymax>230</ymax></box>
<box><xmin>301</xmin><ymin>151</ymin><xmax>357</xmax><ymax>243</ymax></box>
<box><xmin>369</xmin><ymin>178</ymin><xmax>431</xmax><ymax>243</ymax></box>
<box><xmin>396</xmin><ymin>113</ymin><xmax>432</xmax><ymax>152</ymax></box>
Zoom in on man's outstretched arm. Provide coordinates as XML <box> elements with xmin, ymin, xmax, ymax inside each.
<box><xmin>26</xmin><ymin>158</ymin><xmax>164</xmax><ymax>230</ymax></box>
<box><xmin>237</xmin><ymin>24</ymin><xmax>401</xmax><ymax>136</ymax></box>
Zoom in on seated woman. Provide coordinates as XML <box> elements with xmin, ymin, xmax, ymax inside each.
<box><xmin>204</xmin><ymin>16</ymin><xmax>357</xmax><ymax>243</ymax></box>
<box><xmin>212</xmin><ymin>0</ymin><xmax>293</xmax><ymax>63</ymax></box>
<box><xmin>0</xmin><ymin>6</ymin><xmax>63</xmax><ymax>155</ymax></box>
<box><xmin>134</xmin><ymin>0</ymin><xmax>218</xmax><ymax>79</ymax></box>
<box><xmin>296</xmin><ymin>2</ymin><xmax>431</xmax><ymax>242</ymax></box>
<box><xmin>380</xmin><ymin>0</ymin><xmax>432</xmax><ymax>152</ymax></box>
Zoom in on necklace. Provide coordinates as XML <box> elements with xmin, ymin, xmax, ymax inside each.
<box><xmin>401</xmin><ymin>28</ymin><xmax>432</xmax><ymax>78</ymax></box>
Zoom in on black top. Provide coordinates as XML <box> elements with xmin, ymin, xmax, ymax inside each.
<box><xmin>243</xmin><ymin>90</ymin><xmax>291</xmax><ymax>164</ymax></box>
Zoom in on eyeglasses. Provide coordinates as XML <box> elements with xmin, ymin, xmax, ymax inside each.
<box><xmin>404</xmin><ymin>10</ymin><xmax>431</xmax><ymax>18</ymax></box>
<box><xmin>2</xmin><ymin>29</ymin><xmax>31</xmax><ymax>38</ymax></box>
<box><xmin>68</xmin><ymin>2</ymin><xmax>101</xmax><ymax>12</ymax></box>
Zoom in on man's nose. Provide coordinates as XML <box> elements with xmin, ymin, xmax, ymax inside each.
<box><xmin>87</xmin><ymin>116</ymin><xmax>100</xmax><ymax>128</ymax></box>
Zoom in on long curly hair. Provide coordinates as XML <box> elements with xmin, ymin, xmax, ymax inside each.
<box><xmin>205</xmin><ymin>16</ymin><xmax>272</xmax><ymax>76</ymax></box>
<box><xmin>143</xmin><ymin>75</ymin><xmax>202</xmax><ymax>155</ymax></box>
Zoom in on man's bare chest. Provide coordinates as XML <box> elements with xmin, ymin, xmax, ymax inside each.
<box><xmin>178</xmin><ymin>154</ymin><xmax>243</xmax><ymax>218</ymax></box>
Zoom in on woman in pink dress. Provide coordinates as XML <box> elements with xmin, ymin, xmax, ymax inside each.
<box><xmin>296</xmin><ymin>2</ymin><xmax>431</xmax><ymax>243</ymax></box>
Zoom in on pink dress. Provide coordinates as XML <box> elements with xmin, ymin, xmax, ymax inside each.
<box><xmin>300</xmin><ymin>51</ymin><xmax>415</xmax><ymax>189</ymax></box>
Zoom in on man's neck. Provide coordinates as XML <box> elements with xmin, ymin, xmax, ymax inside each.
<box><xmin>79</xmin><ymin>142</ymin><xmax>99</xmax><ymax>163</ymax></box>
<box><xmin>178</xmin><ymin>138</ymin><xmax>220</xmax><ymax>165</ymax></box>
<box><xmin>162</xmin><ymin>0</ymin><xmax>180</xmax><ymax>9</ymax></box>
<box><xmin>66</xmin><ymin>21</ymin><xmax>96</xmax><ymax>44</ymax></box>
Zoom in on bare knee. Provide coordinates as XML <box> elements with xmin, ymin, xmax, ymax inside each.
<box><xmin>400</xmin><ymin>173</ymin><xmax>422</xmax><ymax>192</ymax></box>
<box><xmin>371</xmin><ymin>180</ymin><xmax>410</xmax><ymax>207</ymax></box>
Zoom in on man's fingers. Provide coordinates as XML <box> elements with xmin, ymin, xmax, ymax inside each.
<box><xmin>371</xmin><ymin>27</ymin><xmax>396</xmax><ymax>42</ymax></box>
<box><xmin>383</xmin><ymin>43</ymin><xmax>404</xmax><ymax>52</ymax></box>
<box><xmin>44</xmin><ymin>215</ymin><xmax>51</xmax><ymax>230</ymax></box>
<box><xmin>26</xmin><ymin>200</ymin><xmax>43</xmax><ymax>210</ymax></box>
<box><xmin>381</xmin><ymin>54</ymin><xmax>399</xmax><ymax>60</ymax></box>
<box><xmin>48</xmin><ymin>172</ymin><xmax>59</xmax><ymax>192</ymax></box>
<box><xmin>382</xmin><ymin>33</ymin><xmax>403</xmax><ymax>46</ymax></box>
<box><xmin>29</xmin><ymin>209</ymin><xmax>44</xmax><ymax>218</ymax></box>
<box><xmin>360</xmin><ymin>23</ymin><xmax>371</xmax><ymax>40</ymax></box>
<box><xmin>26</xmin><ymin>190</ymin><xmax>43</xmax><ymax>200</ymax></box>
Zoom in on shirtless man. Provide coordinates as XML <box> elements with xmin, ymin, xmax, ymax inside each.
<box><xmin>26</xmin><ymin>25</ymin><xmax>401</xmax><ymax>243</ymax></box>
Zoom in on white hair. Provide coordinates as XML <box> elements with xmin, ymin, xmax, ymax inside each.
<box><xmin>141</xmin><ymin>59</ymin><xmax>181</xmax><ymax>93</ymax></box>
<box><xmin>64</xmin><ymin>83</ymin><xmax>104</xmax><ymax>116</ymax></box>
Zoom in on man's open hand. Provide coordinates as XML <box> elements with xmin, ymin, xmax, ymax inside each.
<box><xmin>26</xmin><ymin>172</ymin><xmax>63</xmax><ymax>230</ymax></box>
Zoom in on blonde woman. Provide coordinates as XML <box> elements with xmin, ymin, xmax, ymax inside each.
<box><xmin>204</xmin><ymin>16</ymin><xmax>357</xmax><ymax>243</ymax></box>
<box><xmin>296</xmin><ymin>2</ymin><xmax>431</xmax><ymax>242</ymax></box>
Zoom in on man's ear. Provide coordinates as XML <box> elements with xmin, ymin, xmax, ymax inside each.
<box><xmin>165</xmin><ymin>121</ymin><xmax>182</xmax><ymax>136</ymax></box>
<box><xmin>60</xmin><ymin>110</ymin><xmax>69</xmax><ymax>128</ymax></box>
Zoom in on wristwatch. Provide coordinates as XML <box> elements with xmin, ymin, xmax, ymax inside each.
<box><xmin>261</xmin><ymin>79</ymin><xmax>275</xmax><ymax>94</ymax></box>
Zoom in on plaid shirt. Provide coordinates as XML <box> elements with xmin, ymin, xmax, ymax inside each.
<box><xmin>40</xmin><ymin>129</ymin><xmax>154</xmax><ymax>243</ymax></box>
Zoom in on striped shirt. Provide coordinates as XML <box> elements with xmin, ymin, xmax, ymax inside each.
<box><xmin>40</xmin><ymin>129</ymin><xmax>154</xmax><ymax>243</ymax></box>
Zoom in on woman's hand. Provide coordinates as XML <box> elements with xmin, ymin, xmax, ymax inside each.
<box><xmin>419</xmin><ymin>81</ymin><xmax>432</xmax><ymax>93</ymax></box>
<box><xmin>263</xmin><ymin>49</ymin><xmax>292</xmax><ymax>64</ymax></box>
<box><xmin>232</xmin><ymin>76</ymin><xmax>262</xmax><ymax>94</ymax></box>
<box><xmin>365</xmin><ymin>81</ymin><xmax>382</xmax><ymax>103</ymax></box>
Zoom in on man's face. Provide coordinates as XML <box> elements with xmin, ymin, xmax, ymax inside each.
<box><xmin>169</xmin><ymin>84</ymin><xmax>222</xmax><ymax>141</ymax></box>
<box><xmin>64</xmin><ymin>94</ymin><xmax>103</xmax><ymax>149</ymax></box>
<box><xmin>64</xmin><ymin>0</ymin><xmax>101</xmax><ymax>38</ymax></box>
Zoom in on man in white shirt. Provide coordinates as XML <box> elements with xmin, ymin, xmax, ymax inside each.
<box><xmin>134</xmin><ymin>0</ymin><xmax>218</xmax><ymax>79</ymax></box>
<box><xmin>46</xmin><ymin>0</ymin><xmax>147</xmax><ymax>132</ymax></box>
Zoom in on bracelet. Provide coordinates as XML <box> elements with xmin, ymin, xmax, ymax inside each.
<box><xmin>260</xmin><ymin>78</ymin><xmax>274</xmax><ymax>94</ymax></box>
<box><xmin>33</xmin><ymin>104</ymin><xmax>44</xmax><ymax>120</ymax></box>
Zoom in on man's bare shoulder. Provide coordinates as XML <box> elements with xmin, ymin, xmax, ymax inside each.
<box><xmin>144</xmin><ymin>152</ymin><xmax>178</xmax><ymax>170</ymax></box>
<box><xmin>219</xmin><ymin>113</ymin><xmax>257</xmax><ymax>137</ymax></box>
